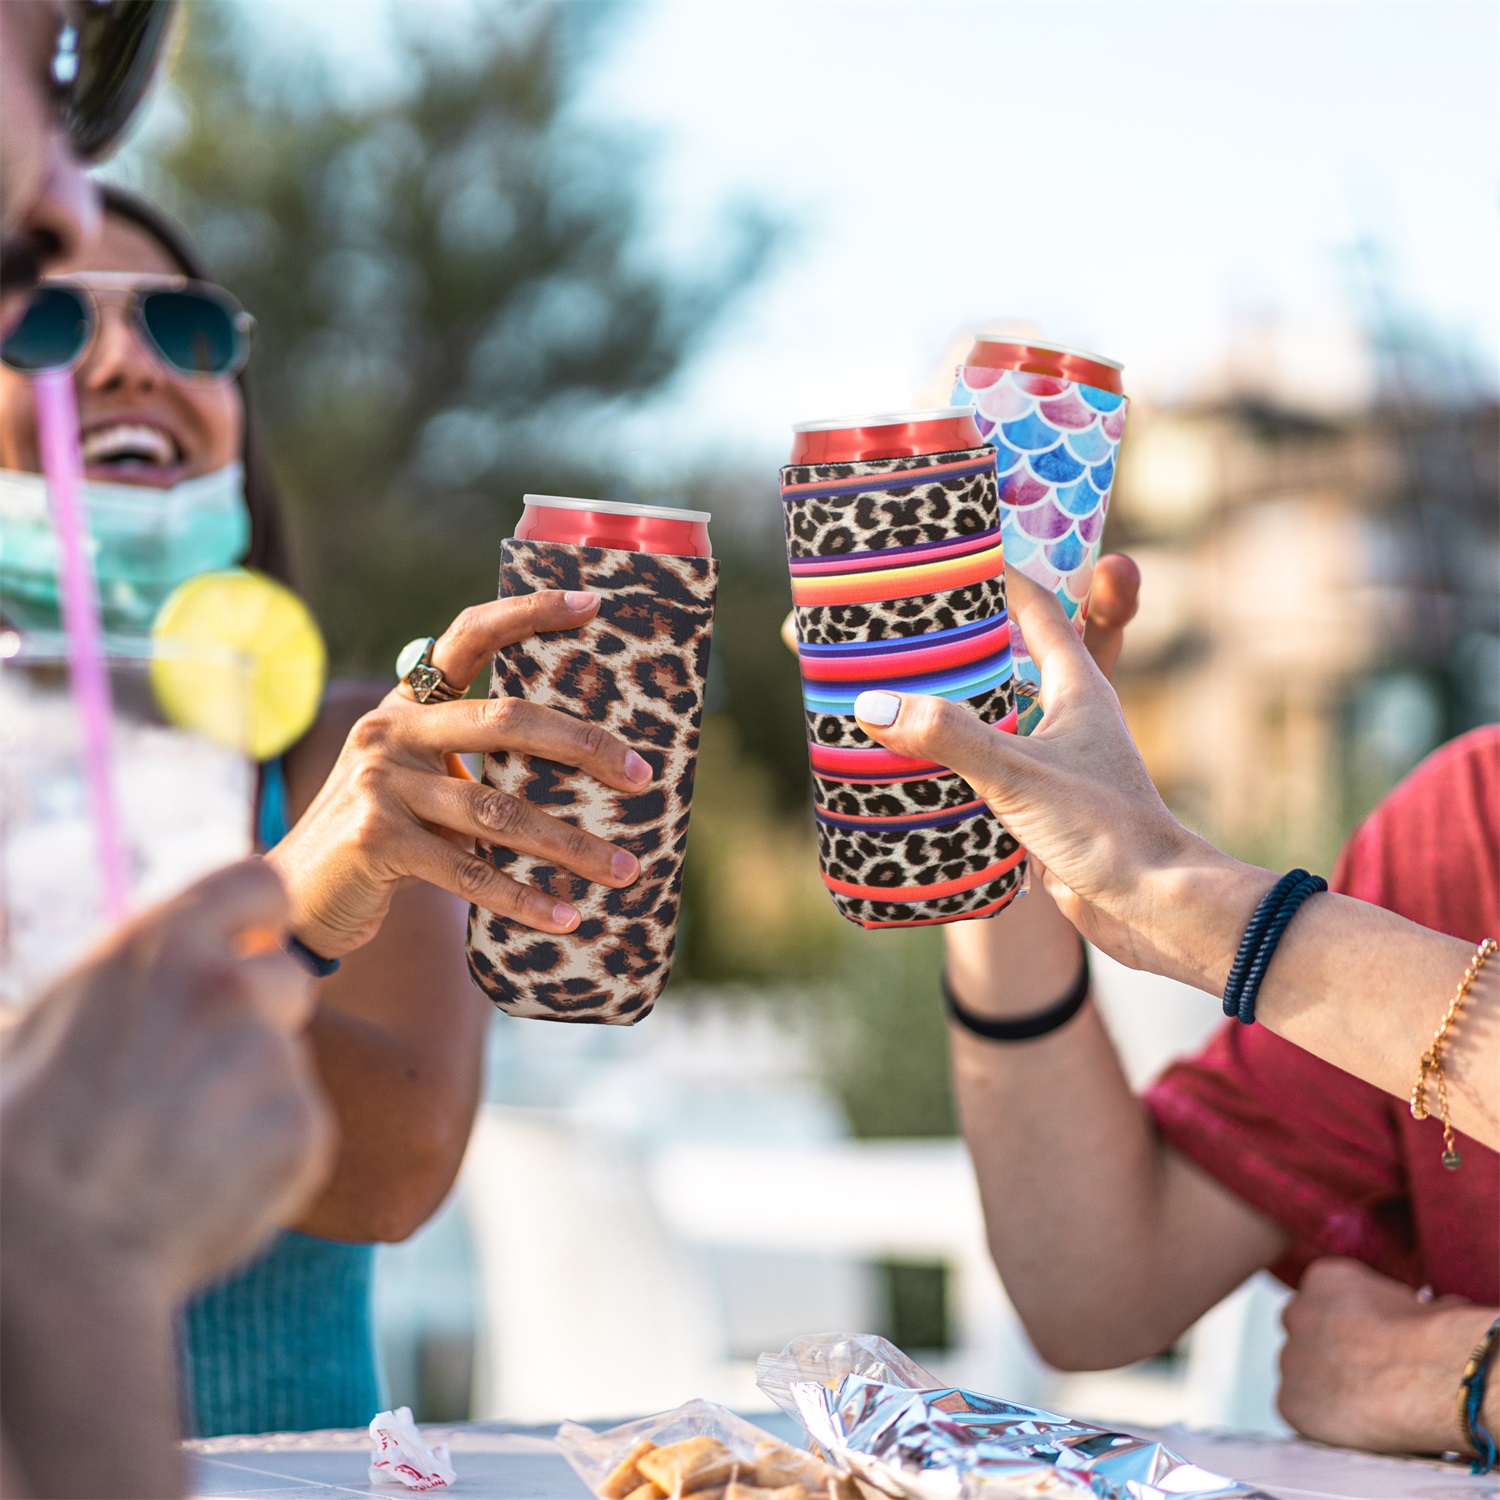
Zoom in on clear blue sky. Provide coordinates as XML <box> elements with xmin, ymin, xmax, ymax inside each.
<box><xmin>192</xmin><ymin>1</ymin><xmax>1500</xmax><ymax>473</ymax></box>
<box><xmin>582</xmin><ymin>1</ymin><xmax>1499</xmax><ymax>469</ymax></box>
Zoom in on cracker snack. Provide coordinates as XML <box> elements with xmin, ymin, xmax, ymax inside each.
<box><xmin>601</xmin><ymin>1441</ymin><xmax>659</xmax><ymax>1500</ymax></box>
<box><xmin>556</xmin><ymin>1401</ymin><xmax>848</xmax><ymax>1500</ymax></box>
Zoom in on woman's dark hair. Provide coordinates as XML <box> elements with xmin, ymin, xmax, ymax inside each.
<box><xmin>96</xmin><ymin>183</ymin><xmax>296</xmax><ymax>588</ymax></box>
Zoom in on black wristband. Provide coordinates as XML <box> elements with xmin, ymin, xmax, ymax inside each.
<box><xmin>285</xmin><ymin>935</ymin><xmax>341</xmax><ymax>978</ymax></box>
<box><xmin>942</xmin><ymin>945</ymin><xmax>1090</xmax><ymax>1042</ymax></box>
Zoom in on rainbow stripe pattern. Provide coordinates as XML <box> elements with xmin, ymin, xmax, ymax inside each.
<box><xmin>799</xmin><ymin>607</ymin><xmax>1013</xmax><ymax>713</ymax></box>
<box><xmin>779</xmin><ymin>450</ymin><xmax>998</xmax><ymax>506</ymax></box>
<box><xmin>779</xmin><ymin>444</ymin><xmax>1027</xmax><ymax>928</ymax></box>
<box><xmin>952</xmin><ymin>366</ymin><xmax>1129</xmax><ymax>733</ymax></box>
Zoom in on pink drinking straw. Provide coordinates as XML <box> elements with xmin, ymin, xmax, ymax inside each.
<box><xmin>32</xmin><ymin>369</ymin><xmax>130</xmax><ymax>921</ymax></box>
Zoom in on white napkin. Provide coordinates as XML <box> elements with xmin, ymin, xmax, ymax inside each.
<box><xmin>368</xmin><ymin>1406</ymin><xmax>457</xmax><ymax>1491</ymax></box>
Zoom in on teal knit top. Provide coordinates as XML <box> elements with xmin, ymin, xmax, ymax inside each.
<box><xmin>182</xmin><ymin>1230</ymin><xmax>379</xmax><ymax>1435</ymax></box>
<box><xmin>179</xmin><ymin>757</ymin><xmax>380</xmax><ymax>1437</ymax></box>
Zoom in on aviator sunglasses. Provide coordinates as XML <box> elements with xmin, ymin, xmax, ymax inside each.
<box><xmin>0</xmin><ymin>275</ymin><xmax>255</xmax><ymax>379</ymax></box>
<box><xmin>52</xmin><ymin>1</ymin><xmax>181</xmax><ymax>163</ymax></box>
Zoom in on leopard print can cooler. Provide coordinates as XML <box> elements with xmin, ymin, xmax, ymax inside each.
<box><xmin>465</xmin><ymin>538</ymin><xmax>717</xmax><ymax>1023</ymax></box>
<box><xmin>782</xmin><ymin>445</ymin><xmax>1026</xmax><ymax>928</ymax></box>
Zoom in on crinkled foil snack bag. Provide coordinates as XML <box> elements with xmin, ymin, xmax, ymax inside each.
<box><xmin>465</xmin><ymin>537</ymin><xmax>716</xmax><ymax>1024</ymax></box>
<box><xmin>757</xmin><ymin>1334</ymin><xmax>1265</xmax><ymax>1500</ymax></box>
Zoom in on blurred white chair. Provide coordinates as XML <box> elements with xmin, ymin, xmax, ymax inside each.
<box><xmin>459</xmin><ymin>1105</ymin><xmax>727</xmax><ymax>1422</ymax></box>
<box><xmin>1185</xmin><ymin>1272</ymin><xmax>1292</xmax><ymax>1434</ymax></box>
<box><xmin>456</xmin><ymin>967</ymin><xmax>1289</xmax><ymax>1433</ymax></box>
<box><xmin>647</xmin><ymin>1138</ymin><xmax>1051</xmax><ymax>1405</ymax></box>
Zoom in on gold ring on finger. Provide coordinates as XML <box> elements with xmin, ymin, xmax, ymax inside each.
<box><xmin>395</xmin><ymin>636</ymin><xmax>465</xmax><ymax>704</ymax></box>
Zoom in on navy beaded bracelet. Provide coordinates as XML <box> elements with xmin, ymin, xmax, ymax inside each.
<box><xmin>1223</xmin><ymin>868</ymin><xmax>1327</xmax><ymax>1025</ymax></box>
<box><xmin>1223</xmin><ymin>870</ymin><xmax>1306</xmax><ymax>1019</ymax></box>
<box><xmin>286</xmin><ymin>935</ymin><xmax>341</xmax><ymax>978</ymax></box>
<box><xmin>1236</xmin><ymin>871</ymin><xmax>1325</xmax><ymax>1024</ymax></box>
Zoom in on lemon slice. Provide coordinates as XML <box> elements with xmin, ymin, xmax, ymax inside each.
<box><xmin>150</xmin><ymin>568</ymin><xmax>326</xmax><ymax>760</ymax></box>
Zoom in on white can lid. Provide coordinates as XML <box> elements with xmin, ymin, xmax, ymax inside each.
<box><xmin>791</xmin><ymin>405</ymin><xmax>977</xmax><ymax>434</ymax></box>
<box><xmin>970</xmin><ymin>335</ymin><xmax>1123</xmax><ymax>370</ymax></box>
<box><xmin>522</xmin><ymin>494</ymin><xmax>712</xmax><ymax>524</ymax></box>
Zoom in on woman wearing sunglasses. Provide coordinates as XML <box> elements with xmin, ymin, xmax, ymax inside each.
<box><xmin>0</xmin><ymin>185</ymin><xmax>653</xmax><ymax>1438</ymax></box>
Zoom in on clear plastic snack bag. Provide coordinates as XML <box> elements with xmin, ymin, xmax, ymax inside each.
<box><xmin>556</xmin><ymin>1398</ymin><xmax>856</xmax><ymax>1500</ymax></box>
<box><xmin>755</xmin><ymin>1334</ymin><xmax>1266</xmax><ymax>1500</ymax></box>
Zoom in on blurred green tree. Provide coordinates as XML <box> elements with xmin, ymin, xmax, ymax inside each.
<box><xmin>120</xmin><ymin>1</ymin><xmax>953</xmax><ymax>1129</ymax></box>
<box><xmin>135</xmin><ymin>0</ymin><xmax>774</xmax><ymax>673</ymax></box>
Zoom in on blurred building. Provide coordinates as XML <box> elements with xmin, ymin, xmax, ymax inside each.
<box><xmin>1110</xmin><ymin>390</ymin><xmax>1499</xmax><ymax>869</ymax></box>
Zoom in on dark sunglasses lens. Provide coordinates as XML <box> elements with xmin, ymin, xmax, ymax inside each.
<box><xmin>0</xmin><ymin>287</ymin><xmax>93</xmax><ymax>372</ymax></box>
<box><xmin>66</xmin><ymin>1</ymin><xmax>178</xmax><ymax>161</ymax></box>
<box><xmin>140</xmin><ymin>290</ymin><xmax>240</xmax><ymax>376</ymax></box>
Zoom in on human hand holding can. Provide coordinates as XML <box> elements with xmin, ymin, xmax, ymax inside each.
<box><xmin>465</xmin><ymin>496</ymin><xmax>716</xmax><ymax>1023</ymax></box>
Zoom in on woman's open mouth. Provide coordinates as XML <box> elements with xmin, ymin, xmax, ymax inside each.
<box><xmin>80</xmin><ymin>420</ymin><xmax>186</xmax><ymax>486</ymax></box>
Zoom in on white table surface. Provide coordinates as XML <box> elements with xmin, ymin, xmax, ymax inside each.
<box><xmin>186</xmin><ymin>1420</ymin><xmax>1500</xmax><ymax>1500</ymax></box>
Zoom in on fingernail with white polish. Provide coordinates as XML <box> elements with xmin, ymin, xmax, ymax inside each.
<box><xmin>565</xmin><ymin>591</ymin><xmax>599</xmax><ymax>610</ymax></box>
<box><xmin>855</xmin><ymin>690</ymin><xmax>902</xmax><ymax>727</ymax></box>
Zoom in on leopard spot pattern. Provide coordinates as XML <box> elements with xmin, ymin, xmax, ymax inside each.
<box><xmin>792</xmin><ymin>575</ymin><xmax>1009</xmax><ymax>649</ymax></box>
<box><xmin>812</xmin><ymin>770</ymin><xmax>981</xmax><ymax>818</ymax></box>
<box><xmin>806</xmin><ymin>685</ymin><xmax>1014</xmax><ymax>749</ymax></box>
<box><xmin>464</xmin><ymin>539</ymin><xmax>716</xmax><ymax>1024</ymax></box>
<box><xmin>832</xmin><ymin>860</ymin><xmax>1026</xmax><ymax>927</ymax></box>
<box><xmin>816</xmin><ymin>817</ymin><xmax>1019</xmax><ymax>890</ymax></box>
<box><xmin>781</xmin><ymin>449</ymin><xmax>996</xmax><ymax>561</ymax></box>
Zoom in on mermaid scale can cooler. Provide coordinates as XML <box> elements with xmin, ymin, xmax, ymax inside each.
<box><xmin>465</xmin><ymin>495</ymin><xmax>717</xmax><ymax>1024</ymax></box>
<box><xmin>952</xmin><ymin>337</ymin><xmax>1128</xmax><ymax>733</ymax></box>
<box><xmin>781</xmin><ymin>407</ymin><xmax>1027</xmax><ymax>929</ymax></box>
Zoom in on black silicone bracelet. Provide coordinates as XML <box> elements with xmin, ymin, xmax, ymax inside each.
<box><xmin>942</xmin><ymin>945</ymin><xmax>1090</xmax><ymax>1042</ymax></box>
<box><xmin>285</xmin><ymin>935</ymin><xmax>341</xmax><ymax>979</ymax></box>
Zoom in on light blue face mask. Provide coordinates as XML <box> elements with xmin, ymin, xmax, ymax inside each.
<box><xmin>0</xmin><ymin>462</ymin><xmax>250</xmax><ymax>636</ymax></box>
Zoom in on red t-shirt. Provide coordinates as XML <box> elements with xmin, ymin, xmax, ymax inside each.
<box><xmin>1143</xmin><ymin>726</ymin><xmax>1500</xmax><ymax>1303</ymax></box>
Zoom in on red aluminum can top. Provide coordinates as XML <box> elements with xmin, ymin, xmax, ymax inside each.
<box><xmin>962</xmin><ymin>336</ymin><xmax>1124</xmax><ymax>396</ymax></box>
<box><xmin>515</xmin><ymin>495</ymin><xmax>712</xmax><ymax>558</ymax></box>
<box><xmin>789</xmin><ymin>406</ymin><xmax>982</xmax><ymax>465</ymax></box>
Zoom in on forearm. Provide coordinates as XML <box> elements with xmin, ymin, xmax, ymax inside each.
<box><xmin>1149</xmin><ymin>851</ymin><xmax>1500</xmax><ymax>1150</ymax></box>
<box><xmin>952</xmin><ymin>1012</ymin><xmax>1180</xmax><ymax>1367</ymax></box>
<box><xmin>278</xmin><ymin>709</ymin><xmax>488</xmax><ymax>1242</ymax></box>
<box><xmin>947</xmin><ymin>884</ymin><xmax>1284</xmax><ymax>1367</ymax></box>
<box><xmin>293</xmin><ymin>996</ymin><xmax>483</xmax><ymax>1242</ymax></box>
<box><xmin>0</xmin><ymin>1239</ymin><xmax>183</xmax><ymax>1499</ymax></box>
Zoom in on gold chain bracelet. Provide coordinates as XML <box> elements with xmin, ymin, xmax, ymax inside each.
<box><xmin>1410</xmin><ymin>937</ymin><xmax>1497</xmax><ymax>1170</ymax></box>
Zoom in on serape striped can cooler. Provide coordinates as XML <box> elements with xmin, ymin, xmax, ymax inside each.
<box><xmin>781</xmin><ymin>445</ymin><xmax>1026</xmax><ymax>928</ymax></box>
